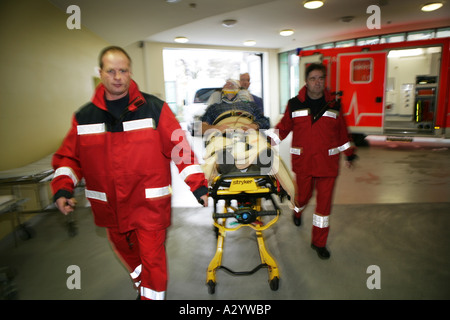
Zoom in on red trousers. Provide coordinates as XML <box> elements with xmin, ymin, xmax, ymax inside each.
<box><xmin>107</xmin><ymin>227</ymin><xmax>167</xmax><ymax>300</ymax></box>
<box><xmin>295</xmin><ymin>175</ymin><xmax>336</xmax><ymax>247</ymax></box>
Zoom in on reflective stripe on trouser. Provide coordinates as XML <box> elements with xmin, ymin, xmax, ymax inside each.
<box><xmin>312</xmin><ymin>214</ymin><xmax>330</xmax><ymax>248</ymax></box>
<box><xmin>107</xmin><ymin>227</ymin><xmax>167</xmax><ymax>300</ymax></box>
<box><xmin>294</xmin><ymin>175</ymin><xmax>336</xmax><ymax>247</ymax></box>
<box><xmin>293</xmin><ymin>205</ymin><xmax>306</xmax><ymax>218</ymax></box>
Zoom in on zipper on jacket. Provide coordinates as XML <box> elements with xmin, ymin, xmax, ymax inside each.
<box><xmin>110</xmin><ymin>96</ymin><xmax>146</xmax><ymax>129</ymax></box>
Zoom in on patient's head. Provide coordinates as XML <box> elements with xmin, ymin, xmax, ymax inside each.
<box><xmin>222</xmin><ymin>79</ymin><xmax>240</xmax><ymax>101</ymax></box>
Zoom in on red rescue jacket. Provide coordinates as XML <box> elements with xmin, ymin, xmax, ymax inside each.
<box><xmin>275</xmin><ymin>86</ymin><xmax>355</xmax><ymax>177</ymax></box>
<box><xmin>52</xmin><ymin>80</ymin><xmax>208</xmax><ymax>232</ymax></box>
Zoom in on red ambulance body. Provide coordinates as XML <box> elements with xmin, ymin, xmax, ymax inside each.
<box><xmin>297</xmin><ymin>37</ymin><xmax>450</xmax><ymax>143</ymax></box>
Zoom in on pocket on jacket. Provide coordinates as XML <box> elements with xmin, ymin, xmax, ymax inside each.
<box><xmin>78</xmin><ymin>123</ymin><xmax>107</xmax><ymax>146</ymax></box>
<box><xmin>85</xmin><ymin>189</ymin><xmax>116</xmax><ymax>227</ymax></box>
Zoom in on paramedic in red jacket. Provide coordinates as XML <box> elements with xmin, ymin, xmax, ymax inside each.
<box><xmin>51</xmin><ymin>46</ymin><xmax>208</xmax><ymax>299</ymax></box>
<box><xmin>275</xmin><ymin>63</ymin><xmax>356</xmax><ymax>260</ymax></box>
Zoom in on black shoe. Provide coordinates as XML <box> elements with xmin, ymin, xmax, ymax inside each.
<box><xmin>311</xmin><ymin>244</ymin><xmax>330</xmax><ymax>260</ymax></box>
<box><xmin>293</xmin><ymin>214</ymin><xmax>301</xmax><ymax>226</ymax></box>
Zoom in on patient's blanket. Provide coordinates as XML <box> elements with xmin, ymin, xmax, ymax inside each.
<box><xmin>202</xmin><ymin>115</ymin><xmax>296</xmax><ymax>207</ymax></box>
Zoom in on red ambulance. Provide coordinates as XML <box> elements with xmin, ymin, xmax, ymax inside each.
<box><xmin>297</xmin><ymin>37</ymin><xmax>450</xmax><ymax>144</ymax></box>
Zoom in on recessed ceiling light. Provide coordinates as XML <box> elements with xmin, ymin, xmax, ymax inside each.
<box><xmin>222</xmin><ymin>19</ymin><xmax>237</xmax><ymax>27</ymax></box>
<box><xmin>243</xmin><ymin>40</ymin><xmax>256</xmax><ymax>46</ymax></box>
<box><xmin>280</xmin><ymin>29</ymin><xmax>295</xmax><ymax>36</ymax></box>
<box><xmin>174</xmin><ymin>36</ymin><xmax>189</xmax><ymax>43</ymax></box>
<box><xmin>421</xmin><ymin>2</ymin><xmax>443</xmax><ymax>11</ymax></box>
<box><xmin>340</xmin><ymin>16</ymin><xmax>354</xmax><ymax>23</ymax></box>
<box><xmin>303</xmin><ymin>0</ymin><xmax>324</xmax><ymax>9</ymax></box>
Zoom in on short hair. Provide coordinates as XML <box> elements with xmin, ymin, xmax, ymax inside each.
<box><xmin>99</xmin><ymin>46</ymin><xmax>132</xmax><ymax>69</ymax></box>
<box><xmin>305</xmin><ymin>63</ymin><xmax>327</xmax><ymax>80</ymax></box>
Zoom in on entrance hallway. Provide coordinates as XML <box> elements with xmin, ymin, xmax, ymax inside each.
<box><xmin>1</xmin><ymin>141</ymin><xmax>449</xmax><ymax>300</ymax></box>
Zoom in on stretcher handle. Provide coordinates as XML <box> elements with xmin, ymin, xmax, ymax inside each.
<box><xmin>213</xmin><ymin>210</ymin><xmax>277</xmax><ymax>219</ymax></box>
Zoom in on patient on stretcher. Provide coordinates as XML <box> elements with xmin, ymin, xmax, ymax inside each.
<box><xmin>200</xmin><ymin>79</ymin><xmax>270</xmax><ymax>177</ymax></box>
<box><xmin>199</xmin><ymin>79</ymin><xmax>270</xmax><ymax>134</ymax></box>
<box><xmin>199</xmin><ymin>80</ymin><xmax>295</xmax><ymax>206</ymax></box>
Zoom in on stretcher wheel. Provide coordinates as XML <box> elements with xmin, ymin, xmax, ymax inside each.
<box><xmin>207</xmin><ymin>280</ymin><xmax>216</xmax><ymax>294</ymax></box>
<box><xmin>269</xmin><ymin>277</ymin><xmax>279</xmax><ymax>291</ymax></box>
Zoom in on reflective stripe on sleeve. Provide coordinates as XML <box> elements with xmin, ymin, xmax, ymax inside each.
<box><xmin>328</xmin><ymin>148</ymin><xmax>340</xmax><ymax>156</ymax></box>
<box><xmin>85</xmin><ymin>189</ymin><xmax>108</xmax><ymax>202</ymax></box>
<box><xmin>338</xmin><ymin>141</ymin><xmax>351</xmax><ymax>152</ymax></box>
<box><xmin>312</xmin><ymin>214</ymin><xmax>329</xmax><ymax>228</ymax></box>
<box><xmin>328</xmin><ymin>141</ymin><xmax>351</xmax><ymax>156</ymax></box>
<box><xmin>145</xmin><ymin>186</ymin><xmax>172</xmax><ymax>199</ymax></box>
<box><xmin>53</xmin><ymin>167</ymin><xmax>79</xmax><ymax>186</ymax></box>
<box><xmin>179</xmin><ymin>164</ymin><xmax>203</xmax><ymax>181</ymax></box>
<box><xmin>264</xmin><ymin>129</ymin><xmax>281</xmax><ymax>145</ymax></box>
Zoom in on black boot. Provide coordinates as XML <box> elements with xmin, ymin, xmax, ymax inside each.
<box><xmin>293</xmin><ymin>207</ymin><xmax>302</xmax><ymax>226</ymax></box>
<box><xmin>311</xmin><ymin>244</ymin><xmax>330</xmax><ymax>260</ymax></box>
<box><xmin>293</xmin><ymin>214</ymin><xmax>302</xmax><ymax>226</ymax></box>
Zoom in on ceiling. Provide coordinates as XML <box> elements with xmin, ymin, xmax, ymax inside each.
<box><xmin>50</xmin><ymin>0</ymin><xmax>449</xmax><ymax>51</ymax></box>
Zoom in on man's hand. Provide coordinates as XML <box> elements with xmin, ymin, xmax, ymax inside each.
<box><xmin>199</xmin><ymin>194</ymin><xmax>208</xmax><ymax>207</ymax></box>
<box><xmin>55</xmin><ymin>197</ymin><xmax>77</xmax><ymax>215</ymax></box>
<box><xmin>345</xmin><ymin>154</ymin><xmax>358</xmax><ymax>169</ymax></box>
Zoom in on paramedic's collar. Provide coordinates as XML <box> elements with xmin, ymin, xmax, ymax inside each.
<box><xmin>91</xmin><ymin>80</ymin><xmax>146</xmax><ymax>112</ymax></box>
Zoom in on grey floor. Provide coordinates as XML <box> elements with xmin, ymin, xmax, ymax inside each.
<box><xmin>1</xmin><ymin>140</ymin><xmax>450</xmax><ymax>301</ymax></box>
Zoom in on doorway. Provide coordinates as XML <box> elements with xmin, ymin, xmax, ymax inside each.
<box><xmin>384</xmin><ymin>46</ymin><xmax>441</xmax><ymax>134</ymax></box>
<box><xmin>162</xmin><ymin>48</ymin><xmax>263</xmax><ymax>122</ymax></box>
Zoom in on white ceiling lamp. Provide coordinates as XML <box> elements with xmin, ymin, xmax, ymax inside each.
<box><xmin>421</xmin><ymin>2</ymin><xmax>443</xmax><ymax>11</ymax></box>
<box><xmin>243</xmin><ymin>40</ymin><xmax>256</xmax><ymax>46</ymax></box>
<box><xmin>222</xmin><ymin>19</ymin><xmax>237</xmax><ymax>27</ymax></box>
<box><xmin>303</xmin><ymin>0</ymin><xmax>324</xmax><ymax>9</ymax></box>
<box><xmin>174</xmin><ymin>36</ymin><xmax>189</xmax><ymax>43</ymax></box>
<box><xmin>280</xmin><ymin>29</ymin><xmax>295</xmax><ymax>36</ymax></box>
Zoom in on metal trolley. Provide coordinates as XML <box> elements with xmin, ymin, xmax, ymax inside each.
<box><xmin>206</xmin><ymin>171</ymin><xmax>282</xmax><ymax>294</ymax></box>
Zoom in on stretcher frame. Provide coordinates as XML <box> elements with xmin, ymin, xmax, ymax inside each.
<box><xmin>206</xmin><ymin>171</ymin><xmax>282</xmax><ymax>294</ymax></box>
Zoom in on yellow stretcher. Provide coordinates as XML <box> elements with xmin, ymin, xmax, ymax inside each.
<box><xmin>202</xmin><ymin>113</ymin><xmax>295</xmax><ymax>294</ymax></box>
<box><xmin>206</xmin><ymin>171</ymin><xmax>282</xmax><ymax>294</ymax></box>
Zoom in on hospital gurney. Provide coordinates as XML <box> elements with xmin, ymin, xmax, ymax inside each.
<box><xmin>202</xmin><ymin>114</ymin><xmax>296</xmax><ymax>294</ymax></box>
<box><xmin>206</xmin><ymin>170</ymin><xmax>283</xmax><ymax>294</ymax></box>
<box><xmin>0</xmin><ymin>155</ymin><xmax>77</xmax><ymax>238</ymax></box>
<box><xmin>0</xmin><ymin>195</ymin><xmax>31</xmax><ymax>243</ymax></box>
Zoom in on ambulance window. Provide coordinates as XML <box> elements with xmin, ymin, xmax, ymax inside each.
<box><xmin>351</xmin><ymin>59</ymin><xmax>373</xmax><ymax>83</ymax></box>
<box><xmin>356</xmin><ymin>37</ymin><xmax>379</xmax><ymax>46</ymax></box>
<box><xmin>318</xmin><ymin>42</ymin><xmax>334</xmax><ymax>49</ymax></box>
<box><xmin>336</xmin><ymin>39</ymin><xmax>356</xmax><ymax>48</ymax></box>
<box><xmin>407</xmin><ymin>30</ymin><xmax>434</xmax><ymax>41</ymax></box>
<box><xmin>381</xmin><ymin>33</ymin><xmax>405</xmax><ymax>43</ymax></box>
<box><xmin>436</xmin><ymin>27</ymin><xmax>450</xmax><ymax>38</ymax></box>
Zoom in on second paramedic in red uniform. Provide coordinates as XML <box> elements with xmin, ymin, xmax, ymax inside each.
<box><xmin>275</xmin><ymin>63</ymin><xmax>356</xmax><ymax>259</ymax></box>
<box><xmin>51</xmin><ymin>46</ymin><xmax>208</xmax><ymax>299</ymax></box>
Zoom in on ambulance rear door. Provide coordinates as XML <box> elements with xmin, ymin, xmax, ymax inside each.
<box><xmin>337</xmin><ymin>51</ymin><xmax>387</xmax><ymax>135</ymax></box>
